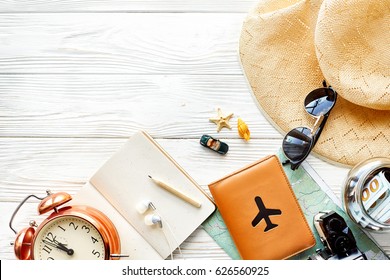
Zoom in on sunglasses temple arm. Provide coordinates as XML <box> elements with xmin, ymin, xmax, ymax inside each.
<box><xmin>282</xmin><ymin>158</ymin><xmax>298</xmax><ymax>170</ymax></box>
<box><xmin>282</xmin><ymin>156</ymin><xmax>309</xmax><ymax>171</ymax></box>
<box><xmin>312</xmin><ymin>114</ymin><xmax>329</xmax><ymax>146</ymax></box>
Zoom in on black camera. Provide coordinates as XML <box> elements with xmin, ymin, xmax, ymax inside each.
<box><xmin>308</xmin><ymin>210</ymin><xmax>367</xmax><ymax>260</ymax></box>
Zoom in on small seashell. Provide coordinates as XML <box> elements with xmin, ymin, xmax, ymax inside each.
<box><xmin>237</xmin><ymin>118</ymin><xmax>250</xmax><ymax>141</ymax></box>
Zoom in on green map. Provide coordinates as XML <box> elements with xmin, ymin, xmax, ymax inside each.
<box><xmin>202</xmin><ymin>152</ymin><xmax>388</xmax><ymax>260</ymax></box>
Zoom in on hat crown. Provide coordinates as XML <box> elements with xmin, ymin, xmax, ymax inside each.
<box><xmin>315</xmin><ymin>0</ymin><xmax>390</xmax><ymax>110</ymax></box>
<box><xmin>239</xmin><ymin>0</ymin><xmax>390</xmax><ymax>166</ymax></box>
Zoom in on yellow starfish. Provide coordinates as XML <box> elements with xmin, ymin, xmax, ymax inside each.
<box><xmin>209</xmin><ymin>108</ymin><xmax>234</xmax><ymax>132</ymax></box>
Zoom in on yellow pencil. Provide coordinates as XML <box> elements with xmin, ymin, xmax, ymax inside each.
<box><xmin>148</xmin><ymin>175</ymin><xmax>202</xmax><ymax>208</ymax></box>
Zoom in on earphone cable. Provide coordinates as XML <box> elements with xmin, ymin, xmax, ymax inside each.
<box><xmin>155</xmin><ymin>209</ymin><xmax>184</xmax><ymax>260</ymax></box>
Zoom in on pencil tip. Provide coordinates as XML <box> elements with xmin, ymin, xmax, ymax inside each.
<box><xmin>148</xmin><ymin>175</ymin><xmax>152</xmax><ymax>178</ymax></box>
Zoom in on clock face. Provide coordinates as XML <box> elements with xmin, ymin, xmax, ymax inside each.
<box><xmin>32</xmin><ymin>215</ymin><xmax>106</xmax><ymax>260</ymax></box>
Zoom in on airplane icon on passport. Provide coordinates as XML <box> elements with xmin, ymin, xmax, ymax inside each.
<box><xmin>251</xmin><ymin>196</ymin><xmax>282</xmax><ymax>232</ymax></box>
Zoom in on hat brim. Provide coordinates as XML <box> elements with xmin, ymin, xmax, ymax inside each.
<box><xmin>239</xmin><ymin>0</ymin><xmax>390</xmax><ymax>166</ymax></box>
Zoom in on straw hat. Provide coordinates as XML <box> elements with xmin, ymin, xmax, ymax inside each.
<box><xmin>239</xmin><ymin>0</ymin><xmax>390</xmax><ymax>166</ymax></box>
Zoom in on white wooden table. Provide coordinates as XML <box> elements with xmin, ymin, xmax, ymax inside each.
<box><xmin>1</xmin><ymin>0</ymin><xmax>388</xmax><ymax>260</ymax></box>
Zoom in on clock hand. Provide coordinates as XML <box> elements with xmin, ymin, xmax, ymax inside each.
<box><xmin>42</xmin><ymin>240</ymin><xmax>74</xmax><ymax>256</ymax></box>
<box><xmin>56</xmin><ymin>242</ymin><xmax>74</xmax><ymax>256</ymax></box>
<box><xmin>50</xmin><ymin>238</ymin><xmax>75</xmax><ymax>256</ymax></box>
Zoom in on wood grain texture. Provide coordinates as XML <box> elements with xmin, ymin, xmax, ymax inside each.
<box><xmin>0</xmin><ymin>137</ymin><xmax>351</xmax><ymax>260</ymax></box>
<box><xmin>1</xmin><ymin>1</ymin><xmax>389</xmax><ymax>261</ymax></box>
<box><xmin>0</xmin><ymin>74</ymin><xmax>278</xmax><ymax>138</ymax></box>
<box><xmin>0</xmin><ymin>138</ymin><xmax>349</xmax><ymax>200</ymax></box>
<box><xmin>0</xmin><ymin>0</ymin><xmax>256</xmax><ymax>12</ymax></box>
<box><xmin>2</xmin><ymin>137</ymin><xmax>390</xmax><ymax>259</ymax></box>
<box><xmin>0</xmin><ymin>13</ymin><xmax>244</xmax><ymax>74</ymax></box>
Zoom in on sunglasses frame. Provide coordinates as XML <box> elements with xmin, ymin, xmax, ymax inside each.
<box><xmin>282</xmin><ymin>81</ymin><xmax>337</xmax><ymax>170</ymax></box>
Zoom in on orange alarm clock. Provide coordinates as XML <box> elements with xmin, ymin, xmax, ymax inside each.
<box><xmin>10</xmin><ymin>190</ymin><xmax>123</xmax><ymax>260</ymax></box>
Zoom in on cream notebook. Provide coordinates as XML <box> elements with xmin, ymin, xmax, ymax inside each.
<box><xmin>72</xmin><ymin>131</ymin><xmax>215</xmax><ymax>259</ymax></box>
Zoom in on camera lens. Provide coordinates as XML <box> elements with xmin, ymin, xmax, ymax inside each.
<box><xmin>327</xmin><ymin>217</ymin><xmax>343</xmax><ymax>231</ymax></box>
<box><xmin>334</xmin><ymin>236</ymin><xmax>351</xmax><ymax>254</ymax></box>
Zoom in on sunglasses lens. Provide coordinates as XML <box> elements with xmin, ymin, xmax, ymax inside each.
<box><xmin>283</xmin><ymin>127</ymin><xmax>313</xmax><ymax>161</ymax></box>
<box><xmin>304</xmin><ymin>87</ymin><xmax>336</xmax><ymax>116</ymax></box>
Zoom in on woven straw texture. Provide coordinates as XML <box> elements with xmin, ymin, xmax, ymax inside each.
<box><xmin>239</xmin><ymin>0</ymin><xmax>390</xmax><ymax>166</ymax></box>
<box><xmin>316</xmin><ymin>0</ymin><xmax>390</xmax><ymax>110</ymax></box>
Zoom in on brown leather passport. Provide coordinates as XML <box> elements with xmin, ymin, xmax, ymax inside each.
<box><xmin>208</xmin><ymin>155</ymin><xmax>315</xmax><ymax>259</ymax></box>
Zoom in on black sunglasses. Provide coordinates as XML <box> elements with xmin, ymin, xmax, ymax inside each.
<box><xmin>282</xmin><ymin>81</ymin><xmax>337</xmax><ymax>170</ymax></box>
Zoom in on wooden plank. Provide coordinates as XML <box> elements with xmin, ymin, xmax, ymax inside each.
<box><xmin>0</xmin><ymin>0</ymin><xmax>256</xmax><ymax>12</ymax></box>
<box><xmin>0</xmin><ymin>138</ymin><xmax>277</xmax><ymax>200</ymax></box>
<box><xmin>0</xmin><ymin>138</ymin><xmax>349</xmax><ymax>201</ymax></box>
<box><xmin>0</xmin><ymin>13</ymin><xmax>245</xmax><ymax>74</ymax></box>
<box><xmin>0</xmin><ymin>74</ymin><xmax>279</xmax><ymax>138</ymax></box>
<box><xmin>1</xmin><ymin>138</ymin><xmax>387</xmax><ymax>259</ymax></box>
<box><xmin>0</xmin><ymin>137</ymin><xmax>352</xmax><ymax>260</ymax></box>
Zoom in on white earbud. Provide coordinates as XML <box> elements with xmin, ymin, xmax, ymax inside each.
<box><xmin>136</xmin><ymin>200</ymin><xmax>162</xmax><ymax>227</ymax></box>
<box><xmin>136</xmin><ymin>200</ymin><xmax>155</xmax><ymax>214</ymax></box>
<box><xmin>144</xmin><ymin>214</ymin><xmax>162</xmax><ymax>228</ymax></box>
<box><xmin>136</xmin><ymin>200</ymin><xmax>180</xmax><ymax>259</ymax></box>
